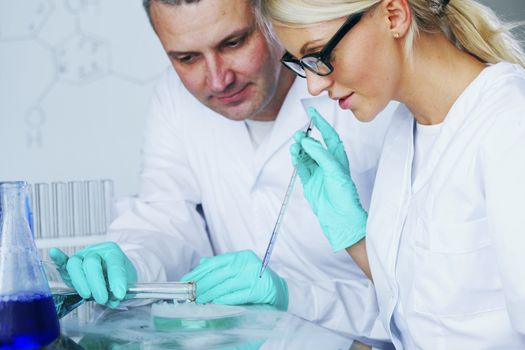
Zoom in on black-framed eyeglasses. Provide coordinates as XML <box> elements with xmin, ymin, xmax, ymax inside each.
<box><xmin>281</xmin><ymin>12</ymin><xmax>364</xmax><ymax>78</ymax></box>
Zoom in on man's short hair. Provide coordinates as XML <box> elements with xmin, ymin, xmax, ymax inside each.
<box><xmin>143</xmin><ymin>0</ymin><xmax>258</xmax><ymax>25</ymax></box>
<box><xmin>143</xmin><ymin>0</ymin><xmax>201</xmax><ymax>24</ymax></box>
<box><xmin>142</xmin><ymin>0</ymin><xmax>274</xmax><ymax>43</ymax></box>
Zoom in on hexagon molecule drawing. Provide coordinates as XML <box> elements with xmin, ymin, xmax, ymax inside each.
<box><xmin>65</xmin><ymin>0</ymin><xmax>100</xmax><ymax>15</ymax></box>
<box><xmin>0</xmin><ymin>0</ymin><xmax>169</xmax><ymax>196</ymax></box>
<box><xmin>0</xmin><ymin>1</ymin><xmax>53</xmax><ymax>40</ymax></box>
<box><xmin>56</xmin><ymin>33</ymin><xmax>110</xmax><ymax>84</ymax></box>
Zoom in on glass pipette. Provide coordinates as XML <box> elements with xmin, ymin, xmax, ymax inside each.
<box><xmin>259</xmin><ymin>119</ymin><xmax>313</xmax><ymax>278</ymax></box>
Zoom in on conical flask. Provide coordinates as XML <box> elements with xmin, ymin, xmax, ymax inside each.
<box><xmin>0</xmin><ymin>181</ymin><xmax>60</xmax><ymax>349</ymax></box>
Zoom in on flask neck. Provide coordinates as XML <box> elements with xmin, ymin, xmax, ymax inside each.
<box><xmin>1</xmin><ymin>182</ymin><xmax>29</xmax><ymax>225</ymax></box>
<box><xmin>0</xmin><ymin>181</ymin><xmax>33</xmax><ymax>247</ymax></box>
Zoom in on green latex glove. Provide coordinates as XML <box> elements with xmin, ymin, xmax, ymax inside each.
<box><xmin>180</xmin><ymin>250</ymin><xmax>288</xmax><ymax>311</ymax></box>
<box><xmin>48</xmin><ymin>242</ymin><xmax>137</xmax><ymax>307</ymax></box>
<box><xmin>290</xmin><ymin>107</ymin><xmax>368</xmax><ymax>251</ymax></box>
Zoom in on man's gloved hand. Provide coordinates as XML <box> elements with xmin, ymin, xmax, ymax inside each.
<box><xmin>290</xmin><ymin>107</ymin><xmax>368</xmax><ymax>252</ymax></box>
<box><xmin>180</xmin><ymin>250</ymin><xmax>288</xmax><ymax>311</ymax></box>
<box><xmin>48</xmin><ymin>242</ymin><xmax>137</xmax><ymax>307</ymax></box>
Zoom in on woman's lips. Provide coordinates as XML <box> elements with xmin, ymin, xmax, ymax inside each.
<box><xmin>337</xmin><ymin>92</ymin><xmax>354</xmax><ymax>109</ymax></box>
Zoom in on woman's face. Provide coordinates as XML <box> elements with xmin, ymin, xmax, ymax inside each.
<box><xmin>274</xmin><ymin>7</ymin><xmax>403</xmax><ymax>122</ymax></box>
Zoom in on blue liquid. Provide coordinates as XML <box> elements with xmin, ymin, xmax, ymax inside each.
<box><xmin>0</xmin><ymin>294</ymin><xmax>60</xmax><ymax>349</ymax></box>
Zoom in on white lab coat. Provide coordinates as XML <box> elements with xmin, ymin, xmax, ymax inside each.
<box><xmin>367</xmin><ymin>62</ymin><xmax>525</xmax><ymax>349</ymax></box>
<box><xmin>107</xmin><ymin>67</ymin><xmax>397</xmax><ymax>342</ymax></box>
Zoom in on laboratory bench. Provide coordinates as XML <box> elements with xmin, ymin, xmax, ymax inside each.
<box><xmin>44</xmin><ymin>302</ymin><xmax>374</xmax><ymax>349</ymax></box>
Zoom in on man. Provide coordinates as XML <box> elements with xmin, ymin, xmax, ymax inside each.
<box><xmin>49</xmin><ymin>0</ymin><xmax>396</xmax><ymax>343</ymax></box>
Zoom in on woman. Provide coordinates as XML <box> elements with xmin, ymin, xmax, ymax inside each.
<box><xmin>261</xmin><ymin>0</ymin><xmax>525</xmax><ymax>348</ymax></box>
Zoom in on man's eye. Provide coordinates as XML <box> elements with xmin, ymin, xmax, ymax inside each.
<box><xmin>226</xmin><ymin>40</ymin><xmax>240</xmax><ymax>47</ymax></box>
<box><xmin>175</xmin><ymin>54</ymin><xmax>198</xmax><ymax>64</ymax></box>
<box><xmin>224</xmin><ymin>36</ymin><xmax>245</xmax><ymax>48</ymax></box>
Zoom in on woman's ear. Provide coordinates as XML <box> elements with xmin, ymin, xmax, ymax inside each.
<box><xmin>381</xmin><ymin>0</ymin><xmax>412</xmax><ymax>39</ymax></box>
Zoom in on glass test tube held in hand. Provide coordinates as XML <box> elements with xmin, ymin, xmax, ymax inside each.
<box><xmin>42</xmin><ymin>261</ymin><xmax>196</xmax><ymax>319</ymax></box>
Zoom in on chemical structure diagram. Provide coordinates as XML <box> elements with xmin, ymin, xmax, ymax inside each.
<box><xmin>0</xmin><ymin>0</ymin><xmax>168</xmax><ymax>150</ymax></box>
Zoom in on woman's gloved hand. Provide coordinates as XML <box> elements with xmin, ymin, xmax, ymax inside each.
<box><xmin>181</xmin><ymin>250</ymin><xmax>288</xmax><ymax>311</ymax></box>
<box><xmin>290</xmin><ymin>107</ymin><xmax>368</xmax><ymax>252</ymax></box>
<box><xmin>48</xmin><ymin>242</ymin><xmax>137</xmax><ymax>307</ymax></box>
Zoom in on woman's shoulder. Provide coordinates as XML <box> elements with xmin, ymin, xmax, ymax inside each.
<box><xmin>475</xmin><ymin>63</ymin><xmax>525</xmax><ymax>160</ymax></box>
<box><xmin>478</xmin><ymin>62</ymin><xmax>525</xmax><ymax>97</ymax></box>
<box><xmin>463</xmin><ymin>62</ymin><xmax>525</xmax><ymax>121</ymax></box>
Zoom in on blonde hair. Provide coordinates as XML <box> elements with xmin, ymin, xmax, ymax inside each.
<box><xmin>261</xmin><ymin>0</ymin><xmax>525</xmax><ymax>68</ymax></box>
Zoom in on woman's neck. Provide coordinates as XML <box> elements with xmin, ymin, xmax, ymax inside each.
<box><xmin>396</xmin><ymin>32</ymin><xmax>486</xmax><ymax>125</ymax></box>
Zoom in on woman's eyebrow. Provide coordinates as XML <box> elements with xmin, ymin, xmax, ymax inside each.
<box><xmin>300</xmin><ymin>39</ymin><xmax>324</xmax><ymax>56</ymax></box>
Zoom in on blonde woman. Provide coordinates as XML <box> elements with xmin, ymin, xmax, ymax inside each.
<box><xmin>262</xmin><ymin>0</ymin><xmax>525</xmax><ymax>348</ymax></box>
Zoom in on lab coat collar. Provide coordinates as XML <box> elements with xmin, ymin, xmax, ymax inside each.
<box><xmin>364</xmin><ymin>105</ymin><xmax>414</xmax><ymax>342</ymax></box>
<box><xmin>370</xmin><ymin>104</ymin><xmax>414</xmax><ymax>270</ymax></box>
<box><xmin>253</xmin><ymin>78</ymin><xmax>336</xmax><ymax>179</ymax></box>
<box><xmin>411</xmin><ymin>64</ymin><xmax>498</xmax><ymax>194</ymax></box>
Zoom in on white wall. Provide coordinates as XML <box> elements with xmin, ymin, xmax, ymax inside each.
<box><xmin>0</xmin><ymin>0</ymin><xmax>169</xmax><ymax>196</ymax></box>
<box><xmin>478</xmin><ymin>0</ymin><xmax>525</xmax><ymax>24</ymax></box>
<box><xmin>0</xmin><ymin>0</ymin><xmax>523</xmax><ymax>197</ymax></box>
<box><xmin>478</xmin><ymin>0</ymin><xmax>525</xmax><ymax>40</ymax></box>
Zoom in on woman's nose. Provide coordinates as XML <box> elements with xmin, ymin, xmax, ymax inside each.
<box><xmin>305</xmin><ymin>70</ymin><xmax>332</xmax><ymax>96</ymax></box>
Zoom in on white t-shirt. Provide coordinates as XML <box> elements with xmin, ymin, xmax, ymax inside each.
<box><xmin>412</xmin><ymin>122</ymin><xmax>442</xmax><ymax>184</ymax></box>
<box><xmin>244</xmin><ymin>119</ymin><xmax>275</xmax><ymax>149</ymax></box>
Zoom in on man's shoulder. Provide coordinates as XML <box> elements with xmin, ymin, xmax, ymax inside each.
<box><xmin>153</xmin><ymin>66</ymin><xmax>213</xmax><ymax>118</ymax></box>
<box><xmin>157</xmin><ymin>67</ymin><xmax>194</xmax><ymax>101</ymax></box>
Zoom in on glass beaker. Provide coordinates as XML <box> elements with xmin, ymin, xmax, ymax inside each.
<box><xmin>0</xmin><ymin>181</ymin><xmax>60</xmax><ymax>349</ymax></box>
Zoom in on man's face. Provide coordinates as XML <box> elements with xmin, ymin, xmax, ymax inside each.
<box><xmin>150</xmin><ymin>0</ymin><xmax>287</xmax><ymax>121</ymax></box>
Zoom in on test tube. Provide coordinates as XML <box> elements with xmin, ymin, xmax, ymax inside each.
<box><xmin>50</xmin><ymin>282</ymin><xmax>196</xmax><ymax>319</ymax></box>
<box><xmin>34</xmin><ymin>183</ymin><xmax>52</xmax><ymax>239</ymax></box>
<box><xmin>101</xmin><ymin>179</ymin><xmax>114</xmax><ymax>229</ymax></box>
<box><xmin>50</xmin><ymin>183</ymin><xmax>59</xmax><ymax>238</ymax></box>
<box><xmin>125</xmin><ymin>282</ymin><xmax>196</xmax><ymax>302</ymax></box>
<box><xmin>69</xmin><ymin>181</ymin><xmax>87</xmax><ymax>236</ymax></box>
<box><xmin>65</xmin><ymin>183</ymin><xmax>74</xmax><ymax>237</ymax></box>
<box><xmin>52</xmin><ymin>182</ymin><xmax>69</xmax><ymax>237</ymax></box>
<box><xmin>86</xmin><ymin>180</ymin><xmax>103</xmax><ymax>235</ymax></box>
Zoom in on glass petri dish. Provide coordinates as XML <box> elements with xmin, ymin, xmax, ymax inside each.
<box><xmin>151</xmin><ymin>302</ymin><xmax>246</xmax><ymax>331</ymax></box>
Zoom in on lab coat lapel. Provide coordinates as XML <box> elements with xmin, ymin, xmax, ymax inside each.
<box><xmin>368</xmin><ymin>105</ymin><xmax>415</xmax><ymax>272</ymax></box>
<box><xmin>366</xmin><ymin>105</ymin><xmax>415</xmax><ymax>331</ymax></box>
<box><xmin>207</xmin><ymin>107</ymin><xmax>257</xmax><ymax>182</ymax></box>
<box><xmin>411</xmin><ymin>74</ymin><xmax>485</xmax><ymax>193</ymax></box>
